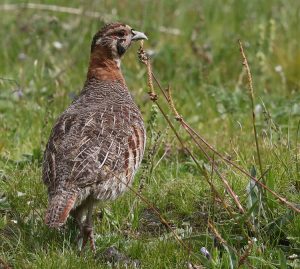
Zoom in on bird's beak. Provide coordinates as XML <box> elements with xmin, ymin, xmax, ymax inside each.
<box><xmin>131</xmin><ymin>30</ymin><xmax>148</xmax><ymax>41</ymax></box>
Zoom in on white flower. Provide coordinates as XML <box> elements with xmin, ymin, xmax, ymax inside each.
<box><xmin>53</xmin><ymin>41</ymin><xmax>63</xmax><ymax>50</ymax></box>
<box><xmin>200</xmin><ymin>247</ymin><xmax>211</xmax><ymax>259</ymax></box>
<box><xmin>17</xmin><ymin>191</ymin><xmax>26</xmax><ymax>197</ymax></box>
<box><xmin>274</xmin><ymin>65</ymin><xmax>282</xmax><ymax>73</ymax></box>
<box><xmin>254</xmin><ymin>104</ymin><xmax>262</xmax><ymax>116</ymax></box>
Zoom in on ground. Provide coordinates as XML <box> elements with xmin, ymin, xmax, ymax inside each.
<box><xmin>0</xmin><ymin>0</ymin><xmax>299</xmax><ymax>268</ymax></box>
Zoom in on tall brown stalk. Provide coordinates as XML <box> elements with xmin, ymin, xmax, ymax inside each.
<box><xmin>138</xmin><ymin>41</ymin><xmax>300</xmax><ymax>214</ymax></box>
<box><xmin>238</xmin><ymin>40</ymin><xmax>264</xmax><ymax>183</ymax></box>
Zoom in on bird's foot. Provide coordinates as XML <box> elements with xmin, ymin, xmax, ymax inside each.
<box><xmin>77</xmin><ymin>224</ymin><xmax>96</xmax><ymax>253</ymax></box>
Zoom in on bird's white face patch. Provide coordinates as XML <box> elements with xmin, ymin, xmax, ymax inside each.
<box><xmin>114</xmin><ymin>58</ymin><xmax>121</xmax><ymax>68</ymax></box>
<box><xmin>92</xmin><ymin>24</ymin><xmax>145</xmax><ymax>60</ymax></box>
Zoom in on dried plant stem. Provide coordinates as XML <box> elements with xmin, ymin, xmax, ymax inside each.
<box><xmin>165</xmin><ymin>86</ymin><xmax>181</xmax><ymax>120</ymax></box>
<box><xmin>0</xmin><ymin>257</ymin><xmax>11</xmax><ymax>269</ymax></box>
<box><xmin>138</xmin><ymin>42</ymin><xmax>300</xmax><ymax>214</ymax></box>
<box><xmin>152</xmin><ymin>69</ymin><xmax>300</xmax><ymax>213</ymax></box>
<box><xmin>138</xmin><ymin>41</ymin><xmax>157</xmax><ymax>101</ymax></box>
<box><xmin>153</xmin><ymin>72</ymin><xmax>244</xmax><ymax>213</ymax></box>
<box><xmin>138</xmin><ymin>44</ymin><xmax>234</xmax><ymax>216</ymax></box>
<box><xmin>238</xmin><ymin>40</ymin><xmax>264</xmax><ymax>182</ymax></box>
<box><xmin>110</xmin><ymin>171</ymin><xmax>196</xmax><ymax>259</ymax></box>
<box><xmin>176</xmin><ymin>119</ymin><xmax>300</xmax><ymax>212</ymax></box>
<box><xmin>207</xmin><ymin>220</ymin><xmax>227</xmax><ymax>246</ymax></box>
<box><xmin>133</xmin><ymin>40</ymin><xmax>300</xmax><ymax>266</ymax></box>
<box><xmin>296</xmin><ymin>120</ymin><xmax>300</xmax><ymax>178</ymax></box>
<box><xmin>165</xmin><ymin>86</ymin><xmax>245</xmax><ymax>213</ymax></box>
<box><xmin>208</xmin><ymin>221</ymin><xmax>254</xmax><ymax>268</ymax></box>
<box><xmin>187</xmin><ymin>126</ymin><xmax>245</xmax><ymax>213</ymax></box>
<box><xmin>238</xmin><ymin>240</ymin><xmax>254</xmax><ymax>268</ymax></box>
<box><xmin>152</xmin><ymin>92</ymin><xmax>233</xmax><ymax>215</ymax></box>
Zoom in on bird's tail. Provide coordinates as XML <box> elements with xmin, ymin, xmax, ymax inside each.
<box><xmin>45</xmin><ymin>189</ymin><xmax>78</xmax><ymax>228</ymax></box>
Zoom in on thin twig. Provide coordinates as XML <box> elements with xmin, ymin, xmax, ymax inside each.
<box><xmin>238</xmin><ymin>239</ymin><xmax>254</xmax><ymax>268</ymax></box>
<box><xmin>165</xmin><ymin>85</ymin><xmax>245</xmax><ymax>213</ymax></box>
<box><xmin>207</xmin><ymin>220</ymin><xmax>227</xmax><ymax>246</ymax></box>
<box><xmin>0</xmin><ymin>257</ymin><xmax>12</xmax><ymax>269</ymax></box>
<box><xmin>208</xmin><ymin>221</ymin><xmax>254</xmax><ymax>268</ymax></box>
<box><xmin>187</xmin><ymin>126</ymin><xmax>245</xmax><ymax>213</ymax></box>
<box><xmin>155</xmin><ymin>96</ymin><xmax>233</xmax><ymax>215</ymax></box>
<box><xmin>179</xmin><ymin>119</ymin><xmax>300</xmax><ymax>213</ymax></box>
<box><xmin>238</xmin><ymin>40</ymin><xmax>264</xmax><ymax>183</ymax></box>
<box><xmin>79</xmin><ymin>159</ymin><xmax>198</xmax><ymax>259</ymax></box>
<box><xmin>296</xmin><ymin>120</ymin><xmax>300</xmax><ymax>178</ymax></box>
<box><xmin>155</xmin><ymin>88</ymin><xmax>300</xmax><ymax>213</ymax></box>
<box><xmin>139</xmin><ymin>41</ymin><xmax>300</xmax><ymax>214</ymax></box>
<box><xmin>138</xmin><ymin>43</ymin><xmax>234</xmax><ymax>216</ymax></box>
<box><xmin>109</xmin><ymin>171</ymin><xmax>197</xmax><ymax>261</ymax></box>
<box><xmin>138</xmin><ymin>42</ymin><xmax>157</xmax><ymax>101</ymax></box>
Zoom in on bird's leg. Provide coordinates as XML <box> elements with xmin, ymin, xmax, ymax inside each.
<box><xmin>71</xmin><ymin>205</ymin><xmax>85</xmax><ymax>251</ymax></box>
<box><xmin>81</xmin><ymin>199</ymin><xmax>95</xmax><ymax>253</ymax></box>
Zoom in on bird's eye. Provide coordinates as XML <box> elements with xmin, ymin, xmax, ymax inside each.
<box><xmin>116</xmin><ymin>30</ymin><xmax>126</xmax><ymax>37</ymax></box>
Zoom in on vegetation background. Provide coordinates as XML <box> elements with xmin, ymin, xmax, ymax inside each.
<box><xmin>0</xmin><ymin>0</ymin><xmax>299</xmax><ymax>268</ymax></box>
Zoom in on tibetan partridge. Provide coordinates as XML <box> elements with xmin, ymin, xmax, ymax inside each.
<box><xmin>42</xmin><ymin>23</ymin><xmax>147</xmax><ymax>250</ymax></box>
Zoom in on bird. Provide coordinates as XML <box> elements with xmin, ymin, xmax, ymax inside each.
<box><xmin>42</xmin><ymin>22</ymin><xmax>148</xmax><ymax>251</ymax></box>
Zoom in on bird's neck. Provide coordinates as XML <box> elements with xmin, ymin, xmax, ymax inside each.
<box><xmin>87</xmin><ymin>47</ymin><xmax>126</xmax><ymax>86</ymax></box>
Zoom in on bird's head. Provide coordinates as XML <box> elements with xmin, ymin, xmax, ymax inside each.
<box><xmin>91</xmin><ymin>23</ymin><xmax>148</xmax><ymax>60</ymax></box>
<box><xmin>87</xmin><ymin>23</ymin><xmax>147</xmax><ymax>83</ymax></box>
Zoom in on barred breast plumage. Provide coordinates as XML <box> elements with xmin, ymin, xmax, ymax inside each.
<box><xmin>42</xmin><ymin>23</ymin><xmax>148</xmax><ymax>250</ymax></box>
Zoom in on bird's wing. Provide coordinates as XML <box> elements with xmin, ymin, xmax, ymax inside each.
<box><xmin>42</xmin><ymin>104</ymin><xmax>145</xmax><ymax>192</ymax></box>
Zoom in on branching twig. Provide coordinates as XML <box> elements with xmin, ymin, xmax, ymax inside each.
<box><xmin>179</xmin><ymin>113</ymin><xmax>300</xmax><ymax>213</ymax></box>
<box><xmin>138</xmin><ymin>43</ymin><xmax>235</xmax><ymax>216</ymax></box>
<box><xmin>138</xmin><ymin>41</ymin><xmax>300</xmax><ymax>214</ymax></box>
<box><xmin>138</xmin><ymin>41</ymin><xmax>157</xmax><ymax>101</ymax></box>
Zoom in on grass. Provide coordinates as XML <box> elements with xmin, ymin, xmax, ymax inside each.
<box><xmin>0</xmin><ymin>0</ymin><xmax>300</xmax><ymax>268</ymax></box>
